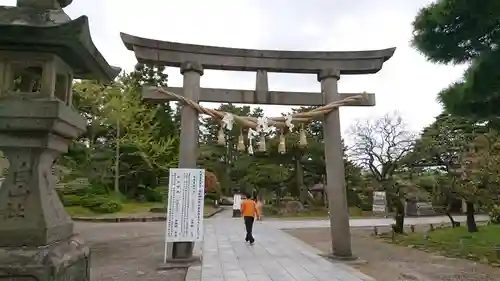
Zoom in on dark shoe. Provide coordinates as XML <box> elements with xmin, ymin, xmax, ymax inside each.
<box><xmin>249</xmin><ymin>240</ymin><xmax>255</xmax><ymax>245</ymax></box>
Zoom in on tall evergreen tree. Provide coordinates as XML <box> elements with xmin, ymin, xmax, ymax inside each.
<box><xmin>412</xmin><ymin>0</ymin><xmax>500</xmax><ymax>120</ymax></box>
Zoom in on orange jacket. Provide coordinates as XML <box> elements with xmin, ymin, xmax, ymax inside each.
<box><xmin>241</xmin><ymin>199</ymin><xmax>260</xmax><ymax>217</ymax></box>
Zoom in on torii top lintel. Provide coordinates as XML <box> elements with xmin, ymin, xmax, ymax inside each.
<box><xmin>120</xmin><ymin>33</ymin><xmax>395</xmax><ymax>75</ymax></box>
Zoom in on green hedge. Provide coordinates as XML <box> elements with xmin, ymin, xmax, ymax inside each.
<box><xmin>90</xmin><ymin>200</ymin><xmax>123</xmax><ymax>213</ymax></box>
<box><xmin>205</xmin><ymin>192</ymin><xmax>220</xmax><ymax>201</ymax></box>
<box><xmin>57</xmin><ymin>184</ymin><xmax>124</xmax><ymax>214</ymax></box>
<box><xmin>60</xmin><ymin>194</ymin><xmax>123</xmax><ymax>214</ymax></box>
<box><xmin>142</xmin><ymin>186</ymin><xmax>167</xmax><ymax>202</ymax></box>
<box><xmin>61</xmin><ymin>194</ymin><xmax>81</xmax><ymax>207</ymax></box>
<box><xmin>263</xmin><ymin>205</ymin><xmax>279</xmax><ymax>215</ymax></box>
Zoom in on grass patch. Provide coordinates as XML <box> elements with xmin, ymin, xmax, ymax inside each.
<box><xmin>266</xmin><ymin>206</ymin><xmax>373</xmax><ymax>219</ymax></box>
<box><xmin>389</xmin><ymin>224</ymin><xmax>500</xmax><ymax>266</ymax></box>
<box><xmin>66</xmin><ymin>201</ymin><xmax>221</xmax><ymax>217</ymax></box>
<box><xmin>122</xmin><ymin>202</ymin><xmax>160</xmax><ymax>213</ymax></box>
<box><xmin>268</xmin><ymin>209</ymin><xmax>329</xmax><ymax>219</ymax></box>
<box><xmin>66</xmin><ymin>201</ymin><xmax>161</xmax><ymax>217</ymax></box>
<box><xmin>65</xmin><ymin>205</ymin><xmax>97</xmax><ymax>217</ymax></box>
<box><xmin>203</xmin><ymin>205</ymin><xmax>217</xmax><ymax>217</ymax></box>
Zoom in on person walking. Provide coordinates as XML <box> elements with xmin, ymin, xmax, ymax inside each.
<box><xmin>241</xmin><ymin>193</ymin><xmax>260</xmax><ymax>245</ymax></box>
<box><xmin>256</xmin><ymin>199</ymin><xmax>263</xmax><ymax>221</ymax></box>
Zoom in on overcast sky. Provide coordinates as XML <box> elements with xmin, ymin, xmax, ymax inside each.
<box><xmin>2</xmin><ymin>0</ymin><xmax>466</xmax><ymax>136</ymax></box>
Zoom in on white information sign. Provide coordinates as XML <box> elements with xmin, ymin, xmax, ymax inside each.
<box><xmin>372</xmin><ymin>191</ymin><xmax>387</xmax><ymax>214</ymax></box>
<box><xmin>164</xmin><ymin>168</ymin><xmax>205</xmax><ymax>243</ymax></box>
<box><xmin>233</xmin><ymin>194</ymin><xmax>242</xmax><ymax>210</ymax></box>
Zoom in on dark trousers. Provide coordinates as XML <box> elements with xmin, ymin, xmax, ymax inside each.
<box><xmin>244</xmin><ymin>216</ymin><xmax>255</xmax><ymax>243</ymax></box>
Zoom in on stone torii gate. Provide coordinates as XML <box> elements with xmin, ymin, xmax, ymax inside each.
<box><xmin>121</xmin><ymin>32</ymin><xmax>395</xmax><ymax>261</ymax></box>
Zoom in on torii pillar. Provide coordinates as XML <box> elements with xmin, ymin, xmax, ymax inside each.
<box><xmin>319</xmin><ymin>69</ymin><xmax>352</xmax><ymax>258</ymax></box>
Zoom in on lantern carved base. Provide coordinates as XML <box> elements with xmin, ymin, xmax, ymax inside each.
<box><xmin>0</xmin><ymin>99</ymin><xmax>87</xmax><ymax>280</ymax></box>
<box><xmin>0</xmin><ymin>236</ymin><xmax>91</xmax><ymax>281</ymax></box>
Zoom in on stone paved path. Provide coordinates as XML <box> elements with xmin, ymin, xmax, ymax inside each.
<box><xmin>201</xmin><ymin>215</ymin><xmax>374</xmax><ymax>281</ymax></box>
<box><xmin>199</xmin><ymin>214</ymin><xmax>489</xmax><ymax>281</ymax></box>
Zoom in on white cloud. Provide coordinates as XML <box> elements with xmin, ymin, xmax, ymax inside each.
<box><xmin>0</xmin><ymin>0</ymin><xmax>466</xmax><ymax>140</ymax></box>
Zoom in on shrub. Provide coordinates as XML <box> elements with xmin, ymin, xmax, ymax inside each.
<box><xmin>263</xmin><ymin>205</ymin><xmax>279</xmax><ymax>215</ymax></box>
<box><xmin>57</xmin><ymin>183</ymin><xmax>125</xmax><ymax>214</ymax></box>
<box><xmin>73</xmin><ymin>187</ymin><xmax>89</xmax><ymax>196</ymax></box>
<box><xmin>489</xmin><ymin>205</ymin><xmax>500</xmax><ymax>224</ymax></box>
<box><xmin>61</xmin><ymin>195</ymin><xmax>82</xmax><ymax>207</ymax></box>
<box><xmin>90</xmin><ymin>200</ymin><xmax>123</xmax><ymax>213</ymax></box>
<box><xmin>142</xmin><ymin>186</ymin><xmax>166</xmax><ymax>202</ymax></box>
<box><xmin>205</xmin><ymin>192</ymin><xmax>220</xmax><ymax>201</ymax></box>
<box><xmin>347</xmin><ymin>190</ymin><xmax>361</xmax><ymax>207</ymax></box>
<box><xmin>56</xmin><ymin>186</ymin><xmax>86</xmax><ymax>202</ymax></box>
<box><xmin>109</xmin><ymin>191</ymin><xmax>126</xmax><ymax>202</ymax></box>
<box><xmin>80</xmin><ymin>195</ymin><xmax>108</xmax><ymax>208</ymax></box>
<box><xmin>56</xmin><ymin>189</ymin><xmax>65</xmax><ymax>201</ymax></box>
<box><xmin>85</xmin><ymin>183</ymin><xmax>108</xmax><ymax>196</ymax></box>
<box><xmin>349</xmin><ymin>206</ymin><xmax>363</xmax><ymax>216</ymax></box>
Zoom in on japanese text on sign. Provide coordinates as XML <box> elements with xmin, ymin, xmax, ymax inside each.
<box><xmin>165</xmin><ymin>168</ymin><xmax>205</xmax><ymax>242</ymax></box>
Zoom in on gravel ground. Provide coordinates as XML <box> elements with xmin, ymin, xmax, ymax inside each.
<box><xmin>285</xmin><ymin>226</ymin><xmax>500</xmax><ymax>281</ymax></box>
<box><xmin>76</xmin><ymin>221</ymin><xmax>187</xmax><ymax>281</ymax></box>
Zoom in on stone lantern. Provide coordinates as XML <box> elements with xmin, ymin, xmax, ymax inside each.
<box><xmin>0</xmin><ymin>0</ymin><xmax>120</xmax><ymax>280</ymax></box>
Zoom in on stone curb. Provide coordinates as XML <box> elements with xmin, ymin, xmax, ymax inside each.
<box><xmin>204</xmin><ymin>206</ymin><xmax>224</xmax><ymax>218</ymax></box>
<box><xmin>72</xmin><ymin>216</ymin><xmax>166</xmax><ymax>223</ymax></box>
<box><xmin>185</xmin><ymin>242</ymin><xmax>203</xmax><ymax>281</ymax></box>
<box><xmin>72</xmin><ymin>207</ymin><xmax>224</xmax><ymax>223</ymax></box>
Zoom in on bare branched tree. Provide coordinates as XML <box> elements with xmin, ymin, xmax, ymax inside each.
<box><xmin>348</xmin><ymin>112</ymin><xmax>415</xmax><ymax>233</ymax></box>
<box><xmin>349</xmin><ymin>112</ymin><xmax>415</xmax><ymax>182</ymax></box>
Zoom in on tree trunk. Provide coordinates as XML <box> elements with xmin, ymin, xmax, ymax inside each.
<box><xmin>466</xmin><ymin>201</ymin><xmax>478</xmax><ymax>233</ymax></box>
<box><xmin>127</xmin><ymin>178</ymin><xmax>140</xmax><ymax>199</ymax></box>
<box><xmin>386</xmin><ymin>182</ymin><xmax>405</xmax><ymax>234</ymax></box>
<box><xmin>114</xmin><ymin>118</ymin><xmax>120</xmax><ymax>194</ymax></box>
<box><xmin>296</xmin><ymin>157</ymin><xmax>307</xmax><ymax>204</ymax></box>
<box><xmin>393</xmin><ymin>198</ymin><xmax>405</xmax><ymax>234</ymax></box>
<box><xmin>446</xmin><ymin>211</ymin><xmax>457</xmax><ymax>227</ymax></box>
<box><xmin>445</xmin><ymin>201</ymin><xmax>457</xmax><ymax>227</ymax></box>
<box><xmin>274</xmin><ymin>187</ymin><xmax>281</xmax><ymax>208</ymax></box>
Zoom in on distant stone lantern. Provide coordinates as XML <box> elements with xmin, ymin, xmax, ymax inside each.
<box><xmin>0</xmin><ymin>0</ymin><xmax>120</xmax><ymax>280</ymax></box>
